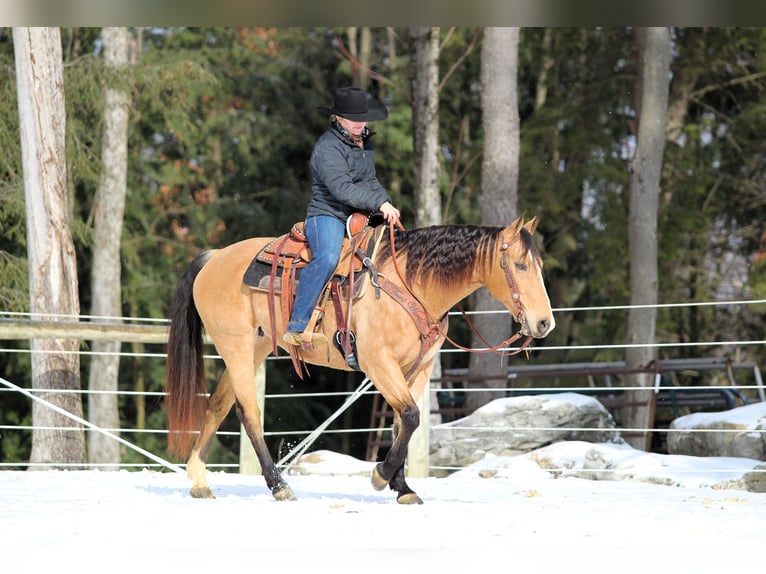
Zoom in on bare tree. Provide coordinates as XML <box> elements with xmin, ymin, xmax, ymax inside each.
<box><xmin>407</xmin><ymin>26</ymin><xmax>442</xmax><ymax>474</ymax></box>
<box><xmin>409</xmin><ymin>27</ymin><xmax>441</xmax><ymax>228</ymax></box>
<box><xmin>346</xmin><ymin>27</ymin><xmax>372</xmax><ymax>90</ymax></box>
<box><xmin>14</xmin><ymin>27</ymin><xmax>85</xmax><ymax>467</ymax></box>
<box><xmin>623</xmin><ymin>27</ymin><xmax>671</xmax><ymax>450</ymax></box>
<box><xmin>466</xmin><ymin>27</ymin><xmax>521</xmax><ymax>411</ymax></box>
<box><xmin>87</xmin><ymin>27</ymin><xmax>131</xmax><ymax>468</ymax></box>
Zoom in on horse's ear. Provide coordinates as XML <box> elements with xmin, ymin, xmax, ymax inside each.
<box><xmin>507</xmin><ymin>216</ymin><xmax>525</xmax><ymax>237</ymax></box>
<box><xmin>524</xmin><ymin>216</ymin><xmax>540</xmax><ymax>235</ymax></box>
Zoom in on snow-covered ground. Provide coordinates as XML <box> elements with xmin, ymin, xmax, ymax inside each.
<box><xmin>2</xmin><ymin>443</ymin><xmax>765</xmax><ymax>572</ymax></box>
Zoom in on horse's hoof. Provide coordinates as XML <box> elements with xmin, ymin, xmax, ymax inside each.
<box><xmin>397</xmin><ymin>492</ymin><xmax>423</xmax><ymax>505</ymax></box>
<box><xmin>371</xmin><ymin>466</ymin><xmax>388</xmax><ymax>491</ymax></box>
<box><xmin>273</xmin><ymin>485</ymin><xmax>297</xmax><ymax>501</ymax></box>
<box><xmin>190</xmin><ymin>486</ymin><xmax>215</xmax><ymax>499</ymax></box>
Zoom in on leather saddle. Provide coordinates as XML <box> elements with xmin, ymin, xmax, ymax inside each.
<box><xmin>242</xmin><ymin>211</ymin><xmax>386</xmax><ymax>375</ymax></box>
<box><xmin>243</xmin><ymin>211</ymin><xmax>384</xmax><ymax>295</ymax></box>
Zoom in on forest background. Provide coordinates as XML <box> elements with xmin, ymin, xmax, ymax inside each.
<box><xmin>1</xmin><ymin>27</ymin><xmax>765</xmax><ymax>469</ymax></box>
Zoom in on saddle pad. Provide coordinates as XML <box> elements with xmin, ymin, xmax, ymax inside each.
<box><xmin>243</xmin><ymin>260</ymin><xmax>368</xmax><ymax>300</ymax></box>
<box><xmin>243</xmin><ymin>259</ymin><xmax>298</xmax><ymax>291</ymax></box>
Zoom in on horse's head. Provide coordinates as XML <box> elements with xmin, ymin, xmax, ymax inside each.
<box><xmin>487</xmin><ymin>216</ymin><xmax>555</xmax><ymax>339</ymax></box>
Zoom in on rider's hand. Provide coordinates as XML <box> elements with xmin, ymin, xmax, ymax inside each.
<box><xmin>379</xmin><ymin>201</ymin><xmax>400</xmax><ymax>225</ymax></box>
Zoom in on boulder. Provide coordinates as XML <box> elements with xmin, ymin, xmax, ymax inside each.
<box><xmin>667</xmin><ymin>401</ymin><xmax>766</xmax><ymax>461</ymax></box>
<box><xmin>429</xmin><ymin>392</ymin><xmax>620</xmax><ymax>475</ymax></box>
<box><xmin>291</xmin><ymin>450</ymin><xmax>376</xmax><ymax>476</ymax></box>
<box><xmin>738</xmin><ymin>464</ymin><xmax>766</xmax><ymax>492</ymax></box>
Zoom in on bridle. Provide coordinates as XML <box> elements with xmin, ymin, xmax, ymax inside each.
<box><xmin>387</xmin><ymin>221</ymin><xmax>533</xmax><ymax>359</ymax></box>
<box><xmin>498</xmin><ymin>237</ymin><xmax>527</xmax><ymax>331</ymax></box>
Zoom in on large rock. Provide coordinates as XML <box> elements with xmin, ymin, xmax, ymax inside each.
<box><xmin>667</xmin><ymin>401</ymin><xmax>766</xmax><ymax>461</ymax></box>
<box><xmin>429</xmin><ymin>392</ymin><xmax>620</xmax><ymax>475</ymax></box>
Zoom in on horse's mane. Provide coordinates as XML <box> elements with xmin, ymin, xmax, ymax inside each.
<box><xmin>377</xmin><ymin>224</ymin><xmax>539</xmax><ymax>288</ymax></box>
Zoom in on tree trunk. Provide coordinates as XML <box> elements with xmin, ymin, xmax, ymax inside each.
<box><xmin>623</xmin><ymin>27</ymin><xmax>671</xmax><ymax>450</ymax></box>
<box><xmin>408</xmin><ymin>27</ymin><xmax>442</xmax><ymax>476</ymax></box>
<box><xmin>87</xmin><ymin>27</ymin><xmax>131</xmax><ymax>468</ymax></box>
<box><xmin>14</xmin><ymin>27</ymin><xmax>85</xmax><ymax>468</ymax></box>
<box><xmin>534</xmin><ymin>28</ymin><xmax>554</xmax><ymax>111</ymax></box>
<box><xmin>347</xmin><ymin>27</ymin><xmax>372</xmax><ymax>90</ymax></box>
<box><xmin>409</xmin><ymin>27</ymin><xmax>441</xmax><ymax>227</ymax></box>
<box><xmin>466</xmin><ymin>27</ymin><xmax>520</xmax><ymax>412</ymax></box>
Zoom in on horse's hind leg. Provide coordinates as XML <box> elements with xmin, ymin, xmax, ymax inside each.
<box><xmin>235</xmin><ymin>402</ymin><xmax>295</xmax><ymax>500</ymax></box>
<box><xmin>187</xmin><ymin>370</ymin><xmax>236</xmax><ymax>499</ymax></box>
<box><xmin>228</xmin><ymin>343</ymin><xmax>295</xmax><ymax>501</ymax></box>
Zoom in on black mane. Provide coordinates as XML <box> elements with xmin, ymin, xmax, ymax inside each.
<box><xmin>377</xmin><ymin>224</ymin><xmax>539</xmax><ymax>287</ymax></box>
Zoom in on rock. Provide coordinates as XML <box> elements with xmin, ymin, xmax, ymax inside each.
<box><xmin>667</xmin><ymin>402</ymin><xmax>766</xmax><ymax>461</ymax></box>
<box><xmin>290</xmin><ymin>450</ymin><xmax>376</xmax><ymax>476</ymax></box>
<box><xmin>740</xmin><ymin>464</ymin><xmax>766</xmax><ymax>492</ymax></box>
<box><xmin>429</xmin><ymin>393</ymin><xmax>620</xmax><ymax>475</ymax></box>
<box><xmin>579</xmin><ymin>443</ymin><xmax>675</xmax><ymax>486</ymax></box>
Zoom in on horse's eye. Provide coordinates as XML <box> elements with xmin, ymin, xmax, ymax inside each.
<box><xmin>515</xmin><ymin>262</ymin><xmax>528</xmax><ymax>272</ymax></box>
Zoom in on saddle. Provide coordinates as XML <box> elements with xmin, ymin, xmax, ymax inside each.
<box><xmin>244</xmin><ymin>212</ymin><xmax>383</xmax><ymax>293</ymax></box>
<box><xmin>243</xmin><ymin>211</ymin><xmax>386</xmax><ymax>376</ymax></box>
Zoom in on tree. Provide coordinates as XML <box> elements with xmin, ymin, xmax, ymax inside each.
<box><xmin>623</xmin><ymin>27</ymin><xmax>671</xmax><ymax>450</ymax></box>
<box><xmin>87</xmin><ymin>27</ymin><xmax>131</xmax><ymax>468</ymax></box>
<box><xmin>14</xmin><ymin>27</ymin><xmax>85</xmax><ymax>467</ymax></box>
<box><xmin>409</xmin><ymin>27</ymin><xmax>441</xmax><ymax>227</ymax></box>
<box><xmin>408</xmin><ymin>26</ymin><xmax>442</xmax><ymax>469</ymax></box>
<box><xmin>466</xmin><ymin>27</ymin><xmax>521</xmax><ymax>411</ymax></box>
<box><xmin>346</xmin><ymin>27</ymin><xmax>373</xmax><ymax>90</ymax></box>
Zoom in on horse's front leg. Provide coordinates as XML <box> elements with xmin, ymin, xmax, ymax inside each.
<box><xmin>371</xmin><ymin>405</ymin><xmax>422</xmax><ymax>504</ymax></box>
<box><xmin>384</xmin><ymin>414</ymin><xmax>424</xmax><ymax>505</ymax></box>
<box><xmin>187</xmin><ymin>370</ymin><xmax>236</xmax><ymax>499</ymax></box>
<box><xmin>370</xmin><ymin>366</ymin><xmax>432</xmax><ymax>504</ymax></box>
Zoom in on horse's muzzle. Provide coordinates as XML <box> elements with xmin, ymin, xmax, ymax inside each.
<box><xmin>524</xmin><ymin>315</ymin><xmax>555</xmax><ymax>338</ymax></box>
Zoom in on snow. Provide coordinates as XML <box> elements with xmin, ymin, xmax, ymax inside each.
<box><xmin>2</xmin><ymin>442</ymin><xmax>765</xmax><ymax>572</ymax></box>
<box><xmin>671</xmin><ymin>400</ymin><xmax>766</xmax><ymax>428</ymax></box>
<box><xmin>537</xmin><ymin>390</ymin><xmax>604</xmax><ymax>410</ymax></box>
<box><xmin>458</xmin><ymin>441</ymin><xmax>764</xmax><ymax>488</ymax></box>
<box><xmin>460</xmin><ymin>391</ymin><xmax>602</xmax><ymax>416</ymax></box>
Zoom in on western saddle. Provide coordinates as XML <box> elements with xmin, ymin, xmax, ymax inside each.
<box><xmin>243</xmin><ymin>211</ymin><xmax>386</xmax><ymax>376</ymax></box>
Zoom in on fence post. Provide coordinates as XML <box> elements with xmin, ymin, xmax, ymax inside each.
<box><xmin>239</xmin><ymin>362</ymin><xmax>266</xmax><ymax>475</ymax></box>
<box><xmin>406</xmin><ymin>383</ymin><xmax>430</xmax><ymax>478</ymax></box>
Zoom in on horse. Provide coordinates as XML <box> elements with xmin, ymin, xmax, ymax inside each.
<box><xmin>165</xmin><ymin>215</ymin><xmax>555</xmax><ymax>504</ymax></box>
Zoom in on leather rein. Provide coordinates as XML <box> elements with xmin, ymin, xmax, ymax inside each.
<box><xmin>375</xmin><ymin>221</ymin><xmax>533</xmax><ymax>378</ymax></box>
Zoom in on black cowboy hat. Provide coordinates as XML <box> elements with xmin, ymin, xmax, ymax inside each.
<box><xmin>317</xmin><ymin>86</ymin><xmax>388</xmax><ymax>122</ymax></box>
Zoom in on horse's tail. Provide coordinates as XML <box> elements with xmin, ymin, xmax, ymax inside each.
<box><xmin>165</xmin><ymin>251</ymin><xmax>213</xmax><ymax>459</ymax></box>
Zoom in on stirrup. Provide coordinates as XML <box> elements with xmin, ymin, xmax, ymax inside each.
<box><xmin>283</xmin><ymin>330</ymin><xmax>327</xmax><ymax>346</ymax></box>
<box><xmin>334</xmin><ymin>329</ymin><xmax>360</xmax><ymax>371</ymax></box>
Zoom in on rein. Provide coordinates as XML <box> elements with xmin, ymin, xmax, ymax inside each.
<box><xmin>385</xmin><ymin>220</ymin><xmax>533</xmax><ymax>359</ymax></box>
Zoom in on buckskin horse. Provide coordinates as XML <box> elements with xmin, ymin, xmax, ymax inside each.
<box><xmin>165</xmin><ymin>215</ymin><xmax>555</xmax><ymax>504</ymax></box>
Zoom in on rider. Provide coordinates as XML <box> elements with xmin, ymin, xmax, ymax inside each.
<box><xmin>283</xmin><ymin>86</ymin><xmax>401</xmax><ymax>346</ymax></box>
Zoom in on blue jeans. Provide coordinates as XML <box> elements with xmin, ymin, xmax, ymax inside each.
<box><xmin>286</xmin><ymin>215</ymin><xmax>346</xmax><ymax>332</ymax></box>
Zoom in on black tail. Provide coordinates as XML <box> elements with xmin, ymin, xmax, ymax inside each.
<box><xmin>165</xmin><ymin>251</ymin><xmax>212</xmax><ymax>459</ymax></box>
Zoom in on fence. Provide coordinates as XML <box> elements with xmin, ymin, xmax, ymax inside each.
<box><xmin>1</xmin><ymin>299</ymin><xmax>765</xmax><ymax>477</ymax></box>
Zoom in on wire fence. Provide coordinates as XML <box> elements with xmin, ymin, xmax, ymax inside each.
<box><xmin>1</xmin><ymin>299</ymin><xmax>765</xmax><ymax>476</ymax></box>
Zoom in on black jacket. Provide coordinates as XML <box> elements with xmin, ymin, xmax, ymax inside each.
<box><xmin>306</xmin><ymin>124</ymin><xmax>393</xmax><ymax>221</ymax></box>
